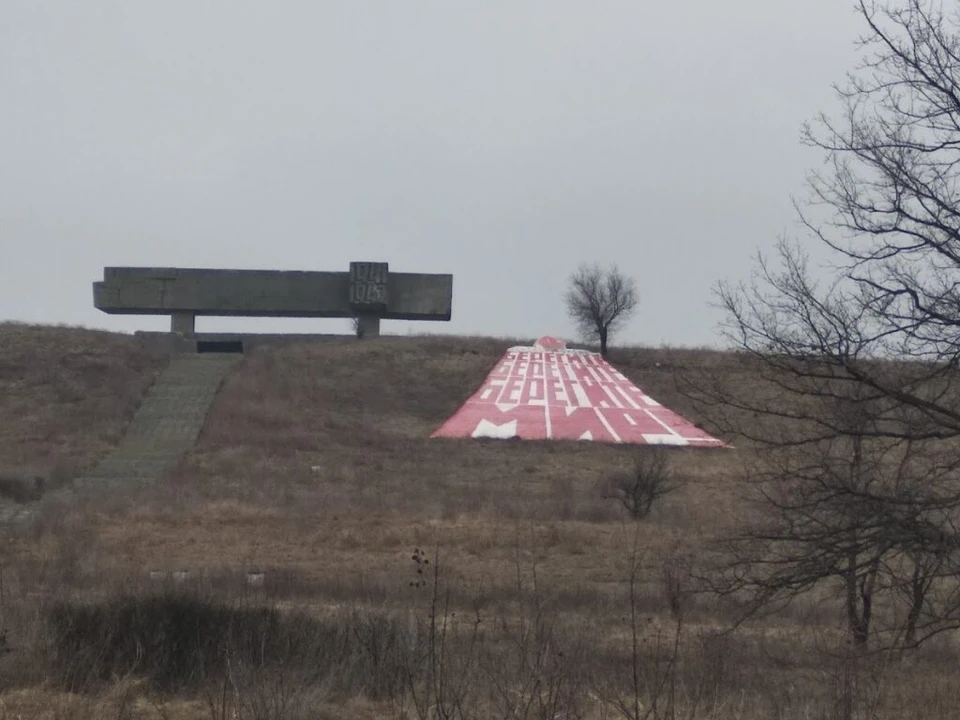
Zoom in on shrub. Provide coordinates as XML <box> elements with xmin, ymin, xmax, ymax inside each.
<box><xmin>43</xmin><ymin>591</ymin><xmax>414</xmax><ymax>697</ymax></box>
<box><xmin>603</xmin><ymin>448</ymin><xmax>677</xmax><ymax>520</ymax></box>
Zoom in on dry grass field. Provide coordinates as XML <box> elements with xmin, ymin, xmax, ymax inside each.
<box><xmin>0</xmin><ymin>324</ymin><xmax>957</xmax><ymax>719</ymax></box>
<box><xmin>0</xmin><ymin>323</ymin><xmax>170</xmax><ymax>502</ymax></box>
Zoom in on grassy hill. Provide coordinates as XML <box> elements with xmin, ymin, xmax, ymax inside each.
<box><xmin>0</xmin><ymin>325</ymin><xmax>955</xmax><ymax>719</ymax></box>
<box><xmin>0</xmin><ymin>323</ymin><xmax>170</xmax><ymax>501</ymax></box>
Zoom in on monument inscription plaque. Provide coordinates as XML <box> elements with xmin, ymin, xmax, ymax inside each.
<box><xmin>349</xmin><ymin>262</ymin><xmax>389</xmax><ymax>309</ymax></box>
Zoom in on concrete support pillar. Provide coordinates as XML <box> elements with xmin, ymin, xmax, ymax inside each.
<box><xmin>356</xmin><ymin>314</ymin><xmax>381</xmax><ymax>338</ymax></box>
<box><xmin>171</xmin><ymin>312</ymin><xmax>196</xmax><ymax>337</ymax></box>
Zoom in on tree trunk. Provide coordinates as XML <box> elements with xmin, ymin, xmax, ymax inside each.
<box><xmin>599</xmin><ymin>326</ymin><xmax>609</xmax><ymax>358</ymax></box>
<box><xmin>904</xmin><ymin>559</ymin><xmax>932</xmax><ymax>648</ymax></box>
<box><xmin>845</xmin><ymin>554</ymin><xmax>870</xmax><ymax>650</ymax></box>
<box><xmin>855</xmin><ymin>591</ymin><xmax>871</xmax><ymax>649</ymax></box>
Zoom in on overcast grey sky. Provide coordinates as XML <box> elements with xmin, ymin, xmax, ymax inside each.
<box><xmin>1</xmin><ymin>1</ymin><xmax>865</xmax><ymax>347</ymax></box>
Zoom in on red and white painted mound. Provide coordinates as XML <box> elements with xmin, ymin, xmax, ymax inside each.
<box><xmin>431</xmin><ymin>339</ymin><xmax>726</xmax><ymax>447</ymax></box>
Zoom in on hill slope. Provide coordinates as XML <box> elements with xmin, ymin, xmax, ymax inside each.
<box><xmin>0</xmin><ymin>323</ymin><xmax>170</xmax><ymax>501</ymax></box>
<box><xmin>0</xmin><ymin>328</ymin><xmax>954</xmax><ymax>719</ymax></box>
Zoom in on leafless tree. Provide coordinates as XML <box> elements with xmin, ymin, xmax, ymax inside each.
<box><xmin>687</xmin><ymin>0</ymin><xmax>960</xmax><ymax>652</ymax></box>
<box><xmin>565</xmin><ymin>263</ymin><xmax>637</xmax><ymax>358</ymax></box>
<box><xmin>603</xmin><ymin>448</ymin><xmax>678</xmax><ymax>520</ymax></box>
<box><xmin>715</xmin><ymin>0</ymin><xmax>960</xmax><ymax>436</ymax></box>
<box><xmin>706</xmin><ymin>388</ymin><xmax>960</xmax><ymax>651</ymax></box>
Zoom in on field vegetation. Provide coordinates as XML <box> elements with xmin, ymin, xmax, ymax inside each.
<box><xmin>0</xmin><ymin>324</ymin><xmax>957</xmax><ymax>719</ymax></box>
<box><xmin>0</xmin><ymin>323</ymin><xmax>169</xmax><ymax>503</ymax></box>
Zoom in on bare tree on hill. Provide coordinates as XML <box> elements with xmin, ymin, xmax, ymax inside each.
<box><xmin>705</xmin><ymin>386</ymin><xmax>960</xmax><ymax>651</ymax></box>
<box><xmin>715</xmin><ymin>0</ymin><xmax>960</xmax><ymax>436</ymax></box>
<box><xmin>565</xmin><ymin>263</ymin><xmax>637</xmax><ymax>359</ymax></box>
<box><xmin>685</xmin><ymin>0</ymin><xmax>960</xmax><ymax>652</ymax></box>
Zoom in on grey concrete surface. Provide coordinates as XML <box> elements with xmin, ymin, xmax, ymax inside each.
<box><xmin>355</xmin><ymin>314</ymin><xmax>381</xmax><ymax>338</ymax></box>
<box><xmin>171</xmin><ymin>311</ymin><xmax>196</xmax><ymax>335</ymax></box>
<box><xmin>73</xmin><ymin>352</ymin><xmax>240</xmax><ymax>487</ymax></box>
<box><xmin>93</xmin><ymin>265</ymin><xmax>453</xmax><ymax>325</ymax></box>
<box><xmin>135</xmin><ymin>330</ymin><xmax>356</xmax><ymax>352</ymax></box>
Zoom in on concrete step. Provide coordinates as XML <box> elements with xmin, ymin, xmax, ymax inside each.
<box><xmin>1</xmin><ymin>352</ymin><xmax>242</xmax><ymax>531</ymax></box>
<box><xmin>78</xmin><ymin>353</ymin><xmax>240</xmax><ymax>483</ymax></box>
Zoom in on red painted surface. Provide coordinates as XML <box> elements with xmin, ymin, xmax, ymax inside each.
<box><xmin>431</xmin><ymin>345</ymin><xmax>726</xmax><ymax>446</ymax></box>
<box><xmin>533</xmin><ymin>335</ymin><xmax>567</xmax><ymax>351</ymax></box>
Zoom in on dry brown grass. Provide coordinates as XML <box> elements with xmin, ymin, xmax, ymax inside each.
<box><xmin>0</xmin><ymin>322</ymin><xmax>169</xmax><ymax>500</ymax></box>
<box><xmin>1</xmin><ymin>327</ymin><xmax>957</xmax><ymax>718</ymax></box>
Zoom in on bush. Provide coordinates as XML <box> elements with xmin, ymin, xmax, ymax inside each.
<box><xmin>43</xmin><ymin>592</ymin><xmax>414</xmax><ymax>697</ymax></box>
<box><xmin>603</xmin><ymin>448</ymin><xmax>677</xmax><ymax>520</ymax></box>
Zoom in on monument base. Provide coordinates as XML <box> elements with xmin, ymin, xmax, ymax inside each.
<box><xmin>171</xmin><ymin>312</ymin><xmax>196</xmax><ymax>336</ymax></box>
<box><xmin>355</xmin><ymin>314</ymin><xmax>381</xmax><ymax>338</ymax></box>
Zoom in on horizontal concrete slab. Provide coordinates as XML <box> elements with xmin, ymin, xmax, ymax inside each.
<box><xmin>94</xmin><ymin>267</ymin><xmax>453</xmax><ymax>320</ymax></box>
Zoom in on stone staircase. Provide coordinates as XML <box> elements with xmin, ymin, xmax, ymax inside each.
<box><xmin>0</xmin><ymin>352</ymin><xmax>241</xmax><ymax>527</ymax></box>
<box><xmin>75</xmin><ymin>352</ymin><xmax>240</xmax><ymax>486</ymax></box>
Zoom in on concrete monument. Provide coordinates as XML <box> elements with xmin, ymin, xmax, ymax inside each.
<box><xmin>93</xmin><ymin>262</ymin><xmax>453</xmax><ymax>338</ymax></box>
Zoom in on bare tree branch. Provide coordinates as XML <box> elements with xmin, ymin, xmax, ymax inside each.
<box><xmin>565</xmin><ymin>263</ymin><xmax>638</xmax><ymax>358</ymax></box>
<box><xmin>690</xmin><ymin>0</ymin><xmax>960</xmax><ymax>651</ymax></box>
